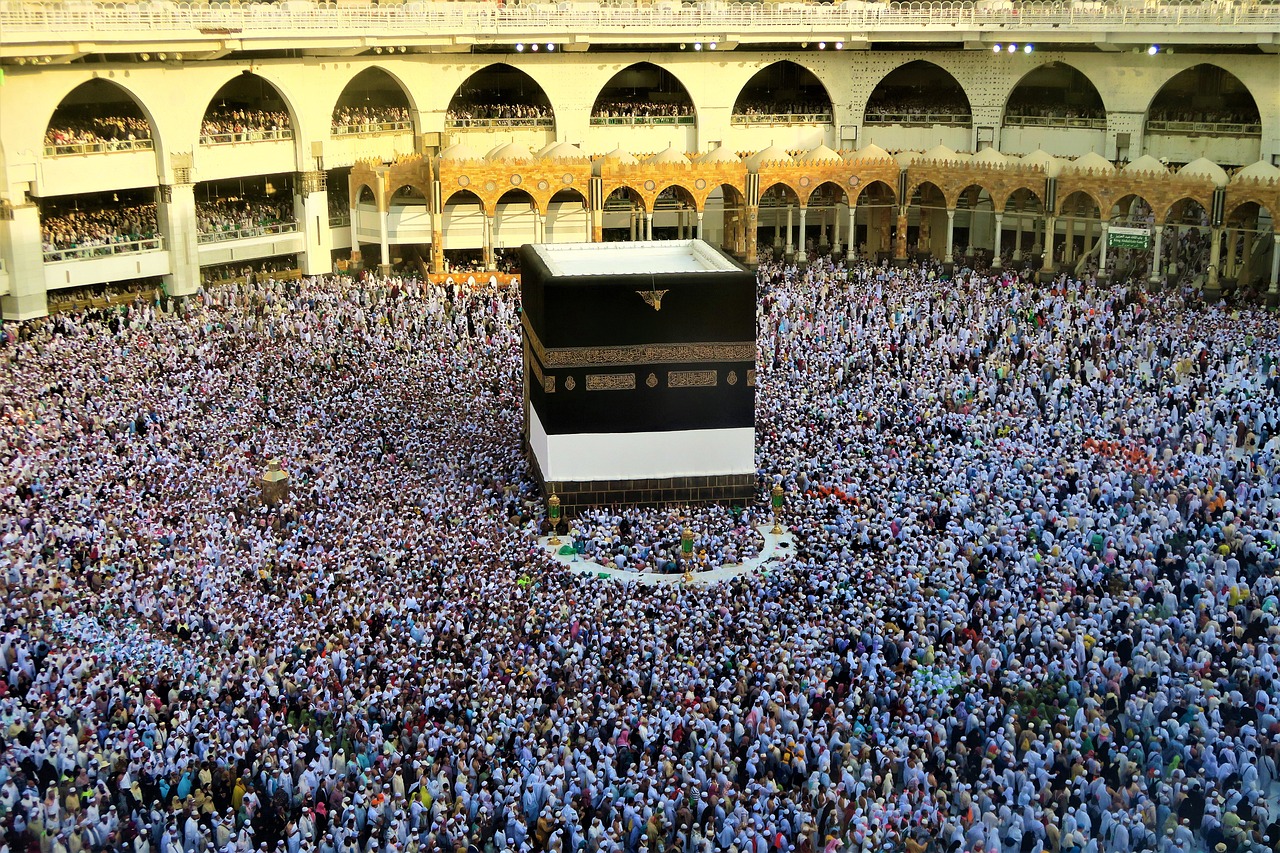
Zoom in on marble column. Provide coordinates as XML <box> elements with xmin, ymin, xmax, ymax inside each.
<box><xmin>991</xmin><ymin>213</ymin><xmax>1004</xmax><ymax>269</ymax></box>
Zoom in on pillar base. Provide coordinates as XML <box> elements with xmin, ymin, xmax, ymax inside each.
<box><xmin>892</xmin><ymin>257</ymin><xmax>909</xmax><ymax>269</ymax></box>
<box><xmin>378</xmin><ymin>263</ymin><xmax>392</xmax><ymax>278</ymax></box>
<box><xmin>1203</xmin><ymin>286</ymin><xmax>1223</xmax><ymax>303</ymax></box>
<box><xmin>1037</xmin><ymin>269</ymin><xmax>1056</xmax><ymax>285</ymax></box>
<box><xmin>941</xmin><ymin>262</ymin><xmax>955</xmax><ymax>278</ymax></box>
<box><xmin>1096</xmin><ymin>274</ymin><xmax>1110</xmax><ymax>286</ymax></box>
<box><xmin>1266</xmin><ymin>291</ymin><xmax>1279</xmax><ymax>308</ymax></box>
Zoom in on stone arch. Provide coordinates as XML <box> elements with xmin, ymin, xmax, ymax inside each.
<box><xmin>1056</xmin><ymin>187</ymin><xmax>1104</xmax><ymax>218</ymax></box>
<box><xmin>732</xmin><ymin>60</ymin><xmax>834</xmax><ymax>120</ymax></box>
<box><xmin>42</xmin><ymin>78</ymin><xmax>161</xmax><ymax>159</ymax></box>
<box><xmin>1163</xmin><ymin>195</ymin><xmax>1212</xmax><ymax>226</ymax></box>
<box><xmin>1144</xmin><ymin>63</ymin><xmax>1262</xmax><ymax>128</ymax></box>
<box><xmin>908</xmin><ymin>180</ymin><xmax>948</xmax><ymax>211</ymax></box>
<box><xmin>1000</xmin><ymin>61</ymin><xmax>1107</xmax><ymax>124</ymax></box>
<box><xmin>1107</xmin><ymin>193</ymin><xmax>1158</xmax><ymax>226</ymax></box>
<box><xmin>854</xmin><ymin>179</ymin><xmax>897</xmax><ymax>207</ymax></box>
<box><xmin>654</xmin><ymin>181</ymin><xmax>700</xmax><ymax>209</ymax></box>
<box><xmin>603</xmin><ymin>184</ymin><xmax>650</xmax><ymax>214</ymax></box>
<box><xmin>863</xmin><ymin>60</ymin><xmax>971</xmax><ymax>123</ymax></box>
<box><xmin>389</xmin><ymin>183</ymin><xmax>430</xmax><ymax>205</ymax></box>
<box><xmin>591</xmin><ymin>62</ymin><xmax>696</xmax><ymax>121</ymax></box>
<box><xmin>800</xmin><ymin>179</ymin><xmax>850</xmax><ymax>209</ymax></box>
<box><xmin>441</xmin><ymin>187</ymin><xmax>492</xmax><ymax>216</ymax></box>
<box><xmin>447</xmin><ymin>63</ymin><xmax>554</xmax><ymax>129</ymax></box>
<box><xmin>356</xmin><ymin>184</ymin><xmax>378</xmax><ymax>205</ymax></box>
<box><xmin>1003</xmin><ymin>186</ymin><xmax>1046</xmax><ymax>216</ymax></box>
<box><xmin>760</xmin><ymin>179</ymin><xmax>803</xmax><ymax>203</ymax></box>
<box><xmin>1225</xmin><ymin>198</ymin><xmax>1274</xmax><ymax>226</ymax></box>
<box><xmin>331</xmin><ymin>66</ymin><xmax>417</xmax><ymax>133</ymax></box>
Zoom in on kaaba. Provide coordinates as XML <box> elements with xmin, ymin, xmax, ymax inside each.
<box><xmin>519</xmin><ymin>240</ymin><xmax>757</xmax><ymax>512</ymax></box>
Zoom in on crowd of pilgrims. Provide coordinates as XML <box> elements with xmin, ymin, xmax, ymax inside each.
<box><xmin>1</xmin><ymin>253</ymin><xmax>1280</xmax><ymax>853</ymax></box>
<box><xmin>568</xmin><ymin>506</ymin><xmax>766</xmax><ymax>574</ymax></box>
<box><xmin>331</xmin><ymin>108</ymin><xmax>411</xmax><ymax>131</ymax></box>
<box><xmin>199</xmin><ymin>111</ymin><xmax>292</xmax><ymax>142</ymax></box>
<box><xmin>446</xmin><ymin>104</ymin><xmax>552</xmax><ymax>124</ymax></box>
<box><xmin>196</xmin><ymin>199</ymin><xmax>296</xmax><ymax>239</ymax></box>
<box><xmin>39</xmin><ymin>205</ymin><xmax>159</xmax><ymax>257</ymax></box>
<box><xmin>44</xmin><ymin>117</ymin><xmax>152</xmax><ymax>150</ymax></box>
<box><xmin>590</xmin><ymin>103</ymin><xmax>693</xmax><ymax>119</ymax></box>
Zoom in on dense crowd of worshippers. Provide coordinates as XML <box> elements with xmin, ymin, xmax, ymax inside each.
<box><xmin>199</xmin><ymin>110</ymin><xmax>292</xmax><ymax>142</ymax></box>
<box><xmin>863</xmin><ymin>95</ymin><xmax>971</xmax><ymax>119</ymax></box>
<box><xmin>1148</xmin><ymin>107</ymin><xmax>1260</xmax><ymax>126</ymax></box>
<box><xmin>733</xmin><ymin>101</ymin><xmax>830</xmax><ymax>118</ymax></box>
<box><xmin>568</xmin><ymin>506</ymin><xmax>766</xmax><ymax>574</ymax></box>
<box><xmin>44</xmin><ymin>117</ymin><xmax>152</xmax><ymax>150</ymax></box>
<box><xmin>446</xmin><ymin>104</ymin><xmax>552</xmax><ymax>124</ymax></box>
<box><xmin>2</xmin><ymin>246</ymin><xmax>1280</xmax><ymax>853</ymax></box>
<box><xmin>591</xmin><ymin>102</ymin><xmax>694</xmax><ymax>119</ymax></box>
<box><xmin>196</xmin><ymin>198</ymin><xmax>296</xmax><ymax>239</ymax></box>
<box><xmin>39</xmin><ymin>204</ymin><xmax>158</xmax><ymax>257</ymax></box>
<box><xmin>332</xmin><ymin>107</ymin><xmax>412</xmax><ymax>131</ymax></box>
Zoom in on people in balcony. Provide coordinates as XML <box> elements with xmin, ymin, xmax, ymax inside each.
<box><xmin>446</xmin><ymin>102</ymin><xmax>551</xmax><ymax>123</ymax></box>
<box><xmin>197</xmin><ymin>197</ymin><xmax>295</xmax><ymax>238</ymax></box>
<box><xmin>1147</xmin><ymin>107</ymin><xmax>1259</xmax><ymax>127</ymax></box>
<box><xmin>40</xmin><ymin>204</ymin><xmax>158</xmax><ymax>259</ymax></box>
<box><xmin>863</xmin><ymin>95</ymin><xmax>971</xmax><ymax>120</ymax></box>
<box><xmin>44</xmin><ymin>117</ymin><xmax>152</xmax><ymax>150</ymax></box>
<box><xmin>331</xmin><ymin>105</ymin><xmax>411</xmax><ymax>130</ymax></box>
<box><xmin>591</xmin><ymin>101</ymin><xmax>694</xmax><ymax>119</ymax></box>
<box><xmin>199</xmin><ymin>109</ymin><xmax>292</xmax><ymax>142</ymax></box>
<box><xmin>733</xmin><ymin>99</ymin><xmax>830</xmax><ymax>117</ymax></box>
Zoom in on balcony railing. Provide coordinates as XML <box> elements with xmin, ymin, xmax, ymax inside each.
<box><xmin>332</xmin><ymin>121</ymin><xmax>412</xmax><ymax>136</ymax></box>
<box><xmin>445</xmin><ymin>116</ymin><xmax>555</xmax><ymax>129</ymax></box>
<box><xmin>44</xmin><ymin>138</ymin><xmax>155</xmax><ymax>158</ymax></box>
<box><xmin>1146</xmin><ymin>119</ymin><xmax>1262</xmax><ymax>136</ymax></box>
<box><xmin>329</xmin><ymin>214</ymin><xmax>351</xmax><ymax>228</ymax></box>
<box><xmin>731</xmin><ymin>113</ymin><xmax>833</xmax><ymax>126</ymax></box>
<box><xmin>590</xmin><ymin>115</ymin><xmax>696</xmax><ymax>127</ymax></box>
<box><xmin>197</xmin><ymin>221</ymin><xmax>298</xmax><ymax>244</ymax></box>
<box><xmin>44</xmin><ymin>235</ymin><xmax>163</xmax><ymax>262</ymax></box>
<box><xmin>4</xmin><ymin>1</ymin><xmax>1277</xmax><ymax>43</ymax></box>
<box><xmin>863</xmin><ymin>113</ymin><xmax>972</xmax><ymax>126</ymax></box>
<box><xmin>1003</xmin><ymin>114</ymin><xmax>1107</xmax><ymax>130</ymax></box>
<box><xmin>199</xmin><ymin>129</ymin><xmax>294</xmax><ymax>146</ymax></box>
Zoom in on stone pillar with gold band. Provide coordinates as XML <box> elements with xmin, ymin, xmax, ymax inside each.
<box><xmin>295</xmin><ymin>170</ymin><xmax>332</xmax><ymax>277</ymax></box>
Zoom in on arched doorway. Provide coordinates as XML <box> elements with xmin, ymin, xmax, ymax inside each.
<box><xmin>853</xmin><ymin>180</ymin><xmax>898</xmax><ymax>260</ymax></box>
<box><xmin>1003</xmin><ymin>63</ymin><xmax>1105</xmax><ymax>130</ymax></box>
<box><xmin>805</xmin><ymin>181</ymin><xmax>852</xmax><ymax>257</ymax></box>
<box><xmin>545</xmin><ymin>188</ymin><xmax>590</xmax><ymax>244</ymax></box>
<box><xmin>732</xmin><ymin>61</ymin><xmax>833</xmax><ymax>125</ymax></box>
<box><xmin>332</xmin><ymin>68</ymin><xmax>413</xmax><ymax>135</ymax></box>
<box><xmin>494</xmin><ymin>189</ymin><xmax>537</xmax><ymax>269</ymax></box>
<box><xmin>446</xmin><ymin>64</ymin><xmax>554</xmax><ymax>129</ymax></box>
<box><xmin>864</xmin><ymin>61</ymin><xmax>971</xmax><ymax>127</ymax></box>
<box><xmin>441</xmin><ymin>189</ymin><xmax>486</xmax><ymax>272</ymax></box>
<box><xmin>200</xmin><ymin>74</ymin><xmax>293</xmax><ymax>144</ymax></box>
<box><xmin>44</xmin><ymin>79</ymin><xmax>155</xmax><ymax>157</ymax></box>
<box><xmin>759</xmin><ymin>183</ymin><xmax>802</xmax><ymax>259</ymax></box>
<box><xmin>706</xmin><ymin>184</ymin><xmax>748</xmax><ymax>256</ymax></box>
<box><xmin>1056</xmin><ymin>190</ymin><xmax>1104</xmax><ymax>277</ymax></box>
<box><xmin>602</xmin><ymin>186</ymin><xmax>648</xmax><ymax>241</ymax></box>
<box><xmin>907</xmin><ymin>181</ymin><xmax>948</xmax><ymax>260</ymax></box>
<box><xmin>591</xmin><ymin>63</ymin><xmax>695</xmax><ymax>126</ymax></box>
<box><xmin>653</xmin><ymin>185</ymin><xmax>698</xmax><ymax>240</ymax></box>
<box><xmin>1145</xmin><ymin>65</ymin><xmax>1262</xmax><ymax>166</ymax></box>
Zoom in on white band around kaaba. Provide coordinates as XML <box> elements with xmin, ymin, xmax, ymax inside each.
<box><xmin>528</xmin><ymin>408</ymin><xmax>754</xmax><ymax>482</ymax></box>
<box><xmin>529</xmin><ymin>239</ymin><xmax>743</xmax><ymax>277</ymax></box>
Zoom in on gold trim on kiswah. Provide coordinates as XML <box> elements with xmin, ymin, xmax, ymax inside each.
<box><xmin>668</xmin><ymin>369</ymin><xmax>718</xmax><ymax>388</ymax></box>
<box><xmin>586</xmin><ymin>373</ymin><xmax>636</xmax><ymax>391</ymax></box>
<box><xmin>523</xmin><ymin>314</ymin><xmax>754</xmax><ymax>369</ymax></box>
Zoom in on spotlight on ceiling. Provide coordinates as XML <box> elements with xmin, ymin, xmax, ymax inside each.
<box><xmin>818</xmin><ymin>42</ymin><xmax>826</xmax><ymax>49</ymax></box>
<box><xmin>1023</xmin><ymin>44</ymin><xmax>1033</xmax><ymax>53</ymax></box>
<box><xmin>515</xmin><ymin>43</ymin><xmax>525</xmax><ymax>51</ymax></box>
<box><xmin>1147</xmin><ymin>44</ymin><xmax>1160</xmax><ymax>55</ymax></box>
<box><xmin>708</xmin><ymin>41</ymin><xmax>717</xmax><ymax>50</ymax></box>
<box><xmin>1007</xmin><ymin>43</ymin><xmax>1017</xmax><ymax>53</ymax></box>
<box><xmin>835</xmin><ymin>41</ymin><xmax>843</xmax><ymax>49</ymax></box>
<box><xmin>992</xmin><ymin>44</ymin><xmax>1001</xmax><ymax>53</ymax></box>
<box><xmin>693</xmin><ymin>42</ymin><xmax>702</xmax><ymax>50</ymax></box>
<box><xmin>546</xmin><ymin>43</ymin><xmax>554</xmax><ymax>51</ymax></box>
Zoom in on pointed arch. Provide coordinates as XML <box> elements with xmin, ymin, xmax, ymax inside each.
<box><xmin>43</xmin><ymin>78</ymin><xmax>160</xmax><ymax>159</ymax></box>
<box><xmin>1002</xmin><ymin>62</ymin><xmax>1106</xmax><ymax>125</ymax></box>
<box><xmin>592</xmin><ymin>62</ymin><xmax>695</xmax><ymax>122</ymax></box>
<box><xmin>1145</xmin><ymin>64</ymin><xmax>1261</xmax><ymax>131</ymax></box>
<box><xmin>732</xmin><ymin>60</ymin><xmax>834</xmax><ymax>122</ymax></box>
<box><xmin>331</xmin><ymin>66</ymin><xmax>416</xmax><ymax>134</ymax></box>
<box><xmin>863</xmin><ymin>61</ymin><xmax>971</xmax><ymax>125</ymax></box>
<box><xmin>200</xmin><ymin>72</ymin><xmax>299</xmax><ymax>144</ymax></box>
<box><xmin>446</xmin><ymin>63</ymin><xmax>554</xmax><ymax>129</ymax></box>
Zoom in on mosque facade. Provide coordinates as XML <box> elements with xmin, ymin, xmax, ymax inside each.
<box><xmin>0</xmin><ymin>1</ymin><xmax>1278</xmax><ymax>317</ymax></box>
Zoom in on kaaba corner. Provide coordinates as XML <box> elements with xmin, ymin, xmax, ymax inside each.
<box><xmin>519</xmin><ymin>240</ymin><xmax>757</xmax><ymax>512</ymax></box>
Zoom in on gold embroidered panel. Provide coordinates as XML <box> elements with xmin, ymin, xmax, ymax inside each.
<box><xmin>586</xmin><ymin>373</ymin><xmax>636</xmax><ymax>391</ymax></box>
<box><xmin>523</xmin><ymin>315</ymin><xmax>754</xmax><ymax>369</ymax></box>
<box><xmin>668</xmin><ymin>369</ymin><xmax>718</xmax><ymax>388</ymax></box>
